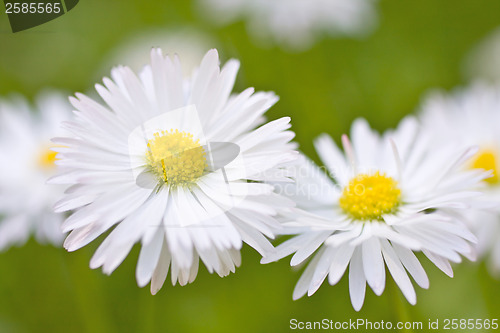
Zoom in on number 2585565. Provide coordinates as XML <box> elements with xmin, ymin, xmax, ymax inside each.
<box><xmin>5</xmin><ymin>2</ymin><xmax>62</xmax><ymax>14</ymax></box>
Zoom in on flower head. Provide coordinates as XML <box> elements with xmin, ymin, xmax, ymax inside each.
<box><xmin>199</xmin><ymin>0</ymin><xmax>377</xmax><ymax>49</ymax></box>
<box><xmin>420</xmin><ymin>82</ymin><xmax>500</xmax><ymax>275</ymax></box>
<box><xmin>51</xmin><ymin>49</ymin><xmax>297</xmax><ymax>293</ymax></box>
<box><xmin>0</xmin><ymin>93</ymin><xmax>69</xmax><ymax>249</ymax></box>
<box><xmin>265</xmin><ymin>117</ymin><xmax>485</xmax><ymax>311</ymax></box>
<box><xmin>464</xmin><ymin>27</ymin><xmax>500</xmax><ymax>82</ymax></box>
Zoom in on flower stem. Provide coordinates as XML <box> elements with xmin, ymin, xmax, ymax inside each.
<box><xmin>62</xmin><ymin>250</ymin><xmax>115</xmax><ymax>333</ymax></box>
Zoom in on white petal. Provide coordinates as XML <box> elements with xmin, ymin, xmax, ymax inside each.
<box><xmin>351</xmin><ymin>118</ymin><xmax>379</xmax><ymax>167</ymax></box>
<box><xmin>328</xmin><ymin>244</ymin><xmax>355</xmax><ymax>285</ymax></box>
<box><xmin>261</xmin><ymin>232</ymin><xmax>317</xmax><ymax>263</ymax></box>
<box><xmin>348</xmin><ymin>247</ymin><xmax>366</xmax><ymax>311</ymax></box>
<box><xmin>313</xmin><ymin>133</ymin><xmax>349</xmax><ymax>185</ymax></box>
<box><xmin>136</xmin><ymin>231</ymin><xmax>165</xmax><ymax>287</ymax></box>
<box><xmin>292</xmin><ymin>250</ymin><xmax>323</xmax><ymax>300</ymax></box>
<box><xmin>308</xmin><ymin>246</ymin><xmax>335</xmax><ymax>296</ymax></box>
<box><xmin>392</xmin><ymin>243</ymin><xmax>429</xmax><ymax>289</ymax></box>
<box><xmin>423</xmin><ymin>250</ymin><xmax>454</xmax><ymax>277</ymax></box>
<box><xmin>234</xmin><ymin>220</ymin><xmax>273</xmax><ymax>257</ymax></box>
<box><xmin>380</xmin><ymin>239</ymin><xmax>416</xmax><ymax>305</ymax></box>
<box><xmin>151</xmin><ymin>239</ymin><xmax>172</xmax><ymax>295</ymax></box>
<box><xmin>291</xmin><ymin>231</ymin><xmax>331</xmax><ymax>266</ymax></box>
<box><xmin>362</xmin><ymin>237</ymin><xmax>385</xmax><ymax>296</ymax></box>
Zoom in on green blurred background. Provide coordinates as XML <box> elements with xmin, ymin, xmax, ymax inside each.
<box><xmin>1</xmin><ymin>0</ymin><xmax>500</xmax><ymax>332</ymax></box>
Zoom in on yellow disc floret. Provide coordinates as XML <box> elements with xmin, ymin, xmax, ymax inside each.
<box><xmin>146</xmin><ymin>129</ymin><xmax>207</xmax><ymax>187</ymax></box>
<box><xmin>38</xmin><ymin>147</ymin><xmax>58</xmax><ymax>169</ymax></box>
<box><xmin>470</xmin><ymin>149</ymin><xmax>499</xmax><ymax>185</ymax></box>
<box><xmin>339</xmin><ymin>171</ymin><xmax>401</xmax><ymax>221</ymax></box>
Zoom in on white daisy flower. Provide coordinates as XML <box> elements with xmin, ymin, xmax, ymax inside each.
<box><xmin>198</xmin><ymin>0</ymin><xmax>377</xmax><ymax>50</ymax></box>
<box><xmin>0</xmin><ymin>93</ymin><xmax>69</xmax><ymax>250</ymax></box>
<box><xmin>263</xmin><ymin>117</ymin><xmax>485</xmax><ymax>311</ymax></box>
<box><xmin>419</xmin><ymin>82</ymin><xmax>500</xmax><ymax>275</ymax></box>
<box><xmin>464</xmin><ymin>27</ymin><xmax>500</xmax><ymax>81</ymax></box>
<box><xmin>51</xmin><ymin>49</ymin><xmax>297</xmax><ymax>294</ymax></box>
<box><xmin>99</xmin><ymin>28</ymin><xmax>217</xmax><ymax>76</ymax></box>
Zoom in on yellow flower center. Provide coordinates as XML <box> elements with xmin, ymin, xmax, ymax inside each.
<box><xmin>470</xmin><ymin>149</ymin><xmax>499</xmax><ymax>185</ymax></box>
<box><xmin>146</xmin><ymin>129</ymin><xmax>207</xmax><ymax>187</ymax></box>
<box><xmin>339</xmin><ymin>172</ymin><xmax>401</xmax><ymax>221</ymax></box>
<box><xmin>38</xmin><ymin>147</ymin><xmax>58</xmax><ymax>169</ymax></box>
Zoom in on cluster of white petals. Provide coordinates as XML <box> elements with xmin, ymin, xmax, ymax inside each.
<box><xmin>420</xmin><ymin>82</ymin><xmax>500</xmax><ymax>275</ymax></box>
<box><xmin>264</xmin><ymin>117</ymin><xmax>486</xmax><ymax>310</ymax></box>
<box><xmin>49</xmin><ymin>49</ymin><xmax>297</xmax><ymax>293</ymax></box>
<box><xmin>2</xmin><ymin>47</ymin><xmax>497</xmax><ymax>313</ymax></box>
<box><xmin>199</xmin><ymin>0</ymin><xmax>377</xmax><ymax>49</ymax></box>
<box><xmin>0</xmin><ymin>93</ymin><xmax>69</xmax><ymax>250</ymax></box>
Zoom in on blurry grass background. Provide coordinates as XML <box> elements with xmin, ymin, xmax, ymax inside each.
<box><xmin>1</xmin><ymin>0</ymin><xmax>500</xmax><ymax>332</ymax></box>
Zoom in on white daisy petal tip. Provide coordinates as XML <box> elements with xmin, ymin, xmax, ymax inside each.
<box><xmin>313</xmin><ymin>133</ymin><xmax>331</xmax><ymax>145</ymax></box>
<box><xmin>259</xmin><ymin>256</ymin><xmax>277</xmax><ymax>264</ymax></box>
<box><xmin>292</xmin><ymin>282</ymin><xmax>308</xmax><ymax>300</ymax></box>
<box><xmin>405</xmin><ymin>291</ymin><xmax>417</xmax><ymax>306</ymax></box>
<box><xmin>150</xmin><ymin>287</ymin><xmax>160</xmax><ymax>296</ymax></box>
<box><xmin>350</xmin><ymin>291</ymin><xmax>365</xmax><ymax>312</ymax></box>
<box><xmin>63</xmin><ymin>238</ymin><xmax>78</xmax><ymax>252</ymax></box>
<box><xmin>89</xmin><ymin>260</ymin><xmax>101</xmax><ymax>271</ymax></box>
<box><xmin>205</xmin><ymin>48</ymin><xmax>219</xmax><ymax>60</ymax></box>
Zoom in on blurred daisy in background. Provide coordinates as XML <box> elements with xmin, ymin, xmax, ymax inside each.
<box><xmin>264</xmin><ymin>117</ymin><xmax>485</xmax><ymax>311</ymax></box>
<box><xmin>198</xmin><ymin>0</ymin><xmax>377</xmax><ymax>50</ymax></box>
<box><xmin>464</xmin><ymin>27</ymin><xmax>500</xmax><ymax>82</ymax></box>
<box><xmin>0</xmin><ymin>93</ymin><xmax>69</xmax><ymax>250</ymax></box>
<box><xmin>98</xmin><ymin>28</ymin><xmax>217</xmax><ymax>76</ymax></box>
<box><xmin>419</xmin><ymin>82</ymin><xmax>500</xmax><ymax>275</ymax></box>
<box><xmin>51</xmin><ymin>48</ymin><xmax>297</xmax><ymax>294</ymax></box>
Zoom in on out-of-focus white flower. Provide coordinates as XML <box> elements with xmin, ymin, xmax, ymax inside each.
<box><xmin>99</xmin><ymin>28</ymin><xmax>217</xmax><ymax>76</ymax></box>
<box><xmin>464</xmin><ymin>27</ymin><xmax>500</xmax><ymax>81</ymax></box>
<box><xmin>264</xmin><ymin>117</ymin><xmax>485</xmax><ymax>311</ymax></box>
<box><xmin>0</xmin><ymin>93</ymin><xmax>69</xmax><ymax>250</ymax></box>
<box><xmin>51</xmin><ymin>49</ymin><xmax>297</xmax><ymax>294</ymax></box>
<box><xmin>198</xmin><ymin>0</ymin><xmax>377</xmax><ymax>50</ymax></box>
<box><xmin>420</xmin><ymin>82</ymin><xmax>500</xmax><ymax>275</ymax></box>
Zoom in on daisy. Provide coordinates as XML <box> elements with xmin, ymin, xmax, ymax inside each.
<box><xmin>263</xmin><ymin>117</ymin><xmax>486</xmax><ymax>311</ymax></box>
<box><xmin>0</xmin><ymin>92</ymin><xmax>69</xmax><ymax>250</ymax></box>
<box><xmin>198</xmin><ymin>0</ymin><xmax>377</xmax><ymax>50</ymax></box>
<box><xmin>50</xmin><ymin>49</ymin><xmax>297</xmax><ymax>294</ymax></box>
<box><xmin>99</xmin><ymin>27</ymin><xmax>216</xmax><ymax>76</ymax></box>
<box><xmin>464</xmin><ymin>26</ymin><xmax>500</xmax><ymax>81</ymax></box>
<box><xmin>419</xmin><ymin>82</ymin><xmax>500</xmax><ymax>275</ymax></box>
